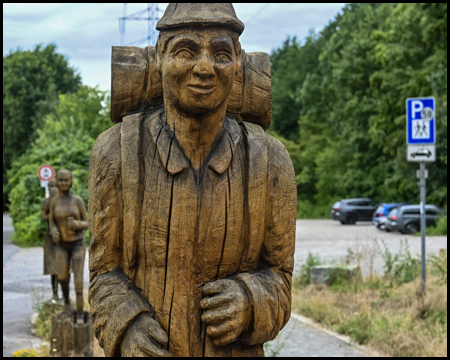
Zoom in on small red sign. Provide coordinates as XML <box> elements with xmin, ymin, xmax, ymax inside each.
<box><xmin>38</xmin><ymin>165</ymin><xmax>55</xmax><ymax>181</ymax></box>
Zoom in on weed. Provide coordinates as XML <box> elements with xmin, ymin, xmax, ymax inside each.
<box><xmin>297</xmin><ymin>252</ymin><xmax>322</xmax><ymax>286</ymax></box>
<box><xmin>376</xmin><ymin>239</ymin><xmax>420</xmax><ymax>286</ymax></box>
<box><xmin>428</xmin><ymin>249</ymin><xmax>447</xmax><ymax>284</ymax></box>
<box><xmin>264</xmin><ymin>319</ymin><xmax>297</xmax><ymax>357</ymax></box>
<box><xmin>11</xmin><ymin>349</ymin><xmax>38</xmax><ymax>357</ymax></box>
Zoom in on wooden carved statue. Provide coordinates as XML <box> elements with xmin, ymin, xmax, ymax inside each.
<box><xmin>49</xmin><ymin>169</ymin><xmax>89</xmax><ymax>325</ymax></box>
<box><xmin>41</xmin><ymin>179</ymin><xmax>61</xmax><ymax>303</ymax></box>
<box><xmin>88</xmin><ymin>3</ymin><xmax>296</xmax><ymax>357</ymax></box>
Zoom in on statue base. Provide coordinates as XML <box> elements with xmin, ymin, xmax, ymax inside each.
<box><xmin>50</xmin><ymin>310</ymin><xmax>93</xmax><ymax>357</ymax></box>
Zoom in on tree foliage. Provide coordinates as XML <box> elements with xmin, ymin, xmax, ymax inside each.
<box><xmin>270</xmin><ymin>3</ymin><xmax>447</xmax><ymax>217</ymax></box>
<box><xmin>8</xmin><ymin>86</ymin><xmax>112</xmax><ymax>247</ymax></box>
<box><xmin>3</xmin><ymin>44</ymin><xmax>82</xmax><ymax>210</ymax></box>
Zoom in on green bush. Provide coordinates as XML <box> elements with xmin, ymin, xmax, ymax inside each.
<box><xmin>8</xmin><ymin>86</ymin><xmax>112</xmax><ymax>247</ymax></box>
<box><xmin>427</xmin><ymin>216</ymin><xmax>447</xmax><ymax>236</ymax></box>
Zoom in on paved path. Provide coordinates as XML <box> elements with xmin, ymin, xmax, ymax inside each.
<box><xmin>5</xmin><ymin>215</ymin><xmax>446</xmax><ymax>356</ymax></box>
<box><xmin>2</xmin><ymin>214</ymin><xmax>89</xmax><ymax>357</ymax></box>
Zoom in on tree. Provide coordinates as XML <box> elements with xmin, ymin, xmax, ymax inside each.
<box><xmin>3</xmin><ymin>43</ymin><xmax>82</xmax><ymax>210</ymax></box>
<box><xmin>269</xmin><ymin>3</ymin><xmax>447</xmax><ymax>217</ymax></box>
<box><xmin>8</xmin><ymin>86</ymin><xmax>112</xmax><ymax>247</ymax></box>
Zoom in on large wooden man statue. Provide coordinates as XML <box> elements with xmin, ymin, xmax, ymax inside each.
<box><xmin>88</xmin><ymin>3</ymin><xmax>296</xmax><ymax>357</ymax></box>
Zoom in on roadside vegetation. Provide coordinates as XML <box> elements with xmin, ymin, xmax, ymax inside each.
<box><xmin>270</xmin><ymin>3</ymin><xmax>447</xmax><ymax>218</ymax></box>
<box><xmin>29</xmin><ymin>287</ymin><xmax>104</xmax><ymax>357</ymax></box>
<box><xmin>421</xmin><ymin>216</ymin><xmax>447</xmax><ymax>236</ymax></box>
<box><xmin>292</xmin><ymin>243</ymin><xmax>447</xmax><ymax>357</ymax></box>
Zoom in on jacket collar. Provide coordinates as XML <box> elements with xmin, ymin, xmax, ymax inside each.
<box><xmin>148</xmin><ymin>111</ymin><xmax>241</xmax><ymax>175</ymax></box>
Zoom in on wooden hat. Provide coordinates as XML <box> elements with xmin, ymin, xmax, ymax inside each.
<box><xmin>156</xmin><ymin>3</ymin><xmax>244</xmax><ymax>35</ymax></box>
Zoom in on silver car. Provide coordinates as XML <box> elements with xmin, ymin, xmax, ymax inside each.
<box><xmin>385</xmin><ymin>204</ymin><xmax>444</xmax><ymax>234</ymax></box>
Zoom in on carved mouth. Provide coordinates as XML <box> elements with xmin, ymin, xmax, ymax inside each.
<box><xmin>188</xmin><ymin>84</ymin><xmax>215</xmax><ymax>94</ymax></box>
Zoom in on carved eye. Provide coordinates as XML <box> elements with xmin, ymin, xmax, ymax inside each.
<box><xmin>215</xmin><ymin>54</ymin><xmax>231</xmax><ymax>63</ymax></box>
<box><xmin>176</xmin><ymin>50</ymin><xmax>193</xmax><ymax>59</ymax></box>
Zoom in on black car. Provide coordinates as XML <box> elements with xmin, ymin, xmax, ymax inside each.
<box><xmin>385</xmin><ymin>204</ymin><xmax>445</xmax><ymax>234</ymax></box>
<box><xmin>331</xmin><ymin>198</ymin><xmax>378</xmax><ymax>225</ymax></box>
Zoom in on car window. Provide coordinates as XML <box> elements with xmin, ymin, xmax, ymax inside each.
<box><xmin>368</xmin><ymin>201</ymin><xmax>378</xmax><ymax>207</ymax></box>
<box><xmin>359</xmin><ymin>201</ymin><xmax>369</xmax><ymax>206</ymax></box>
<box><xmin>388</xmin><ymin>208</ymin><xmax>398</xmax><ymax>218</ymax></box>
<box><xmin>403</xmin><ymin>208</ymin><xmax>420</xmax><ymax>215</ymax></box>
<box><xmin>426</xmin><ymin>208</ymin><xmax>438</xmax><ymax>215</ymax></box>
<box><xmin>347</xmin><ymin>201</ymin><xmax>358</xmax><ymax>206</ymax></box>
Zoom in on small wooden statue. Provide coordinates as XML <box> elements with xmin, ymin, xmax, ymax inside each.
<box><xmin>40</xmin><ymin>179</ymin><xmax>61</xmax><ymax>303</ymax></box>
<box><xmin>89</xmin><ymin>3</ymin><xmax>296</xmax><ymax>357</ymax></box>
<box><xmin>49</xmin><ymin>169</ymin><xmax>88</xmax><ymax>325</ymax></box>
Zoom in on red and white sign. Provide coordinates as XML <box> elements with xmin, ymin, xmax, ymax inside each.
<box><xmin>38</xmin><ymin>165</ymin><xmax>55</xmax><ymax>181</ymax></box>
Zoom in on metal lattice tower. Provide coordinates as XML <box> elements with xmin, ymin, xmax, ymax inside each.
<box><xmin>119</xmin><ymin>3</ymin><xmax>161</xmax><ymax>46</ymax></box>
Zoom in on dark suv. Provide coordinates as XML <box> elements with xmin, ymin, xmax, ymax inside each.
<box><xmin>385</xmin><ymin>204</ymin><xmax>444</xmax><ymax>234</ymax></box>
<box><xmin>331</xmin><ymin>198</ymin><xmax>378</xmax><ymax>225</ymax></box>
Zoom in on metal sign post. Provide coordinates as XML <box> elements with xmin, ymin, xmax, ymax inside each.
<box><xmin>418</xmin><ymin>163</ymin><xmax>427</xmax><ymax>293</ymax></box>
<box><xmin>406</xmin><ymin>97</ymin><xmax>436</xmax><ymax>293</ymax></box>
<box><xmin>38</xmin><ymin>164</ymin><xmax>55</xmax><ymax>198</ymax></box>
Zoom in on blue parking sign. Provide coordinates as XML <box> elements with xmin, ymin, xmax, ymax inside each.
<box><xmin>406</xmin><ymin>97</ymin><xmax>436</xmax><ymax>145</ymax></box>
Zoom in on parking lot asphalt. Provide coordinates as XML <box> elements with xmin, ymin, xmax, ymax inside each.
<box><xmin>293</xmin><ymin>219</ymin><xmax>447</xmax><ymax>277</ymax></box>
<box><xmin>3</xmin><ymin>215</ymin><xmax>447</xmax><ymax>357</ymax></box>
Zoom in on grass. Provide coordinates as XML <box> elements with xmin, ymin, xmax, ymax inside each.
<box><xmin>415</xmin><ymin>216</ymin><xmax>447</xmax><ymax>236</ymax></box>
<box><xmin>292</xmin><ymin>246</ymin><xmax>448</xmax><ymax>357</ymax></box>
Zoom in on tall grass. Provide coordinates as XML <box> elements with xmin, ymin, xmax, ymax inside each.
<box><xmin>292</xmin><ymin>245</ymin><xmax>448</xmax><ymax>357</ymax></box>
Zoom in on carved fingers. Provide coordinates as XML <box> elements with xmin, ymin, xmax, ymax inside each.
<box><xmin>51</xmin><ymin>228</ymin><xmax>60</xmax><ymax>244</ymax></box>
<box><xmin>121</xmin><ymin>312</ymin><xmax>172</xmax><ymax>357</ymax></box>
<box><xmin>201</xmin><ymin>279</ymin><xmax>251</xmax><ymax>347</ymax></box>
<box><xmin>67</xmin><ymin>216</ymin><xmax>79</xmax><ymax>231</ymax></box>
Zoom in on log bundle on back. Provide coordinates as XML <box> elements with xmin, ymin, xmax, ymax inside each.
<box><xmin>111</xmin><ymin>46</ymin><xmax>272</xmax><ymax>130</ymax></box>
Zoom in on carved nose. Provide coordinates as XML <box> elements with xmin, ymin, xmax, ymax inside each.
<box><xmin>193</xmin><ymin>56</ymin><xmax>215</xmax><ymax>79</ymax></box>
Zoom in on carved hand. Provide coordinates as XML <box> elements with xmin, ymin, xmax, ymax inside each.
<box><xmin>120</xmin><ymin>312</ymin><xmax>172</xmax><ymax>357</ymax></box>
<box><xmin>67</xmin><ymin>216</ymin><xmax>80</xmax><ymax>231</ymax></box>
<box><xmin>201</xmin><ymin>279</ymin><xmax>252</xmax><ymax>347</ymax></box>
<box><xmin>51</xmin><ymin>228</ymin><xmax>60</xmax><ymax>244</ymax></box>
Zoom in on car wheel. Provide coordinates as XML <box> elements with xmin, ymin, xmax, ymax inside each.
<box><xmin>405</xmin><ymin>223</ymin><xmax>419</xmax><ymax>235</ymax></box>
<box><xmin>346</xmin><ymin>214</ymin><xmax>356</xmax><ymax>225</ymax></box>
<box><xmin>340</xmin><ymin>220</ymin><xmax>346</xmax><ymax>225</ymax></box>
<box><xmin>380</xmin><ymin>224</ymin><xmax>386</xmax><ymax>230</ymax></box>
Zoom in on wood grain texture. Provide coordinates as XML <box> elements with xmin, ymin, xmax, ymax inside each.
<box><xmin>88</xmin><ymin>111</ymin><xmax>296</xmax><ymax>356</ymax></box>
<box><xmin>111</xmin><ymin>48</ymin><xmax>271</xmax><ymax>130</ymax></box>
<box><xmin>89</xmin><ymin>7</ymin><xmax>295</xmax><ymax>357</ymax></box>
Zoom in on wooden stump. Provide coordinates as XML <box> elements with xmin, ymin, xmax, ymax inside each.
<box><xmin>50</xmin><ymin>310</ymin><xmax>93</xmax><ymax>357</ymax></box>
<box><xmin>43</xmin><ymin>299</ymin><xmax>64</xmax><ymax>317</ymax></box>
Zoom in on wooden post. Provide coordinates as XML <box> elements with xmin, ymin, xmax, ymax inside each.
<box><xmin>50</xmin><ymin>310</ymin><xmax>93</xmax><ymax>357</ymax></box>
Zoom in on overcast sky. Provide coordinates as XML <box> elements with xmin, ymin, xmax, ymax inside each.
<box><xmin>3</xmin><ymin>3</ymin><xmax>345</xmax><ymax>91</ymax></box>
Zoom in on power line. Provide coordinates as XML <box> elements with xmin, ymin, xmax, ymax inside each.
<box><xmin>245</xmin><ymin>3</ymin><xmax>269</xmax><ymax>26</ymax></box>
<box><xmin>118</xmin><ymin>3</ymin><xmax>163</xmax><ymax>47</ymax></box>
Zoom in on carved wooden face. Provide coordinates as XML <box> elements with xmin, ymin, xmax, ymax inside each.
<box><xmin>158</xmin><ymin>28</ymin><xmax>240</xmax><ymax>116</ymax></box>
<box><xmin>56</xmin><ymin>171</ymin><xmax>72</xmax><ymax>192</ymax></box>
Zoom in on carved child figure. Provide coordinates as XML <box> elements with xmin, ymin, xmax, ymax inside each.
<box><xmin>49</xmin><ymin>169</ymin><xmax>88</xmax><ymax>325</ymax></box>
<box><xmin>41</xmin><ymin>179</ymin><xmax>61</xmax><ymax>302</ymax></box>
<box><xmin>89</xmin><ymin>3</ymin><xmax>296</xmax><ymax>357</ymax></box>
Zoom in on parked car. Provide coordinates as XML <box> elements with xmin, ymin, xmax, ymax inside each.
<box><xmin>331</xmin><ymin>198</ymin><xmax>378</xmax><ymax>225</ymax></box>
<box><xmin>385</xmin><ymin>204</ymin><xmax>445</xmax><ymax>234</ymax></box>
<box><xmin>372</xmin><ymin>203</ymin><xmax>409</xmax><ymax>230</ymax></box>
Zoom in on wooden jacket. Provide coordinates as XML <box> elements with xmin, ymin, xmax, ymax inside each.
<box><xmin>88</xmin><ymin>106</ymin><xmax>297</xmax><ymax>357</ymax></box>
